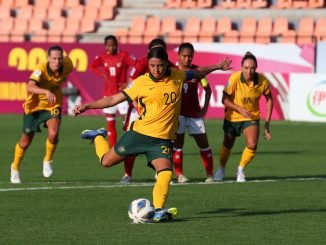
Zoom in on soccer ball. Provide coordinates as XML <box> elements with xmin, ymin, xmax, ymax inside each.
<box><xmin>128</xmin><ymin>198</ymin><xmax>155</xmax><ymax>224</ymax></box>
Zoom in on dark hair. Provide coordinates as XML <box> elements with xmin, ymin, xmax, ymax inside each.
<box><xmin>241</xmin><ymin>51</ymin><xmax>257</xmax><ymax>67</ymax></box>
<box><xmin>104</xmin><ymin>35</ymin><xmax>118</xmax><ymax>45</ymax></box>
<box><xmin>47</xmin><ymin>45</ymin><xmax>63</xmax><ymax>56</ymax></box>
<box><xmin>178</xmin><ymin>42</ymin><xmax>194</xmax><ymax>54</ymax></box>
<box><xmin>148</xmin><ymin>38</ymin><xmax>167</xmax><ymax>50</ymax></box>
<box><xmin>147</xmin><ymin>47</ymin><xmax>168</xmax><ymax>62</ymax></box>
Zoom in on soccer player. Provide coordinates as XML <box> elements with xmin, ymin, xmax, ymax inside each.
<box><xmin>213</xmin><ymin>51</ymin><xmax>273</xmax><ymax>183</ymax></box>
<box><xmin>173</xmin><ymin>43</ymin><xmax>214</xmax><ymax>183</ymax></box>
<box><xmin>73</xmin><ymin>47</ymin><xmax>232</xmax><ymax>222</ymax></box>
<box><xmin>120</xmin><ymin>38</ymin><xmax>175</xmax><ymax>184</ymax></box>
<box><xmin>90</xmin><ymin>35</ymin><xmax>136</xmax><ymax>148</ymax></box>
<box><xmin>10</xmin><ymin>46</ymin><xmax>73</xmax><ymax>184</ymax></box>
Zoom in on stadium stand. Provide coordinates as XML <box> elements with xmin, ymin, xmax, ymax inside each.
<box><xmin>0</xmin><ymin>0</ymin><xmax>325</xmax><ymax>43</ymax></box>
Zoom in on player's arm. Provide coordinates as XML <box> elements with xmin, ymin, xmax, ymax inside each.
<box><xmin>73</xmin><ymin>92</ymin><xmax>127</xmax><ymax>116</ymax></box>
<box><xmin>27</xmin><ymin>80</ymin><xmax>56</xmax><ymax>105</ymax></box>
<box><xmin>201</xmin><ymin>78</ymin><xmax>211</xmax><ymax>117</ymax></box>
<box><xmin>222</xmin><ymin>92</ymin><xmax>251</xmax><ymax>119</ymax></box>
<box><xmin>190</xmin><ymin>57</ymin><xmax>232</xmax><ymax>80</ymax></box>
<box><xmin>264</xmin><ymin>93</ymin><xmax>273</xmax><ymax>140</ymax></box>
<box><xmin>89</xmin><ymin>56</ymin><xmax>106</xmax><ymax>78</ymax></box>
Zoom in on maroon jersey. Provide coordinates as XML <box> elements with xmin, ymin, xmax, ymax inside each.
<box><xmin>90</xmin><ymin>50</ymin><xmax>136</xmax><ymax>96</ymax></box>
<box><xmin>179</xmin><ymin>64</ymin><xmax>207</xmax><ymax>118</ymax></box>
<box><xmin>129</xmin><ymin>56</ymin><xmax>175</xmax><ymax>80</ymax></box>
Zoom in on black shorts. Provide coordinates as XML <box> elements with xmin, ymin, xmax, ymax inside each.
<box><xmin>223</xmin><ymin>119</ymin><xmax>260</xmax><ymax>137</ymax></box>
<box><xmin>23</xmin><ymin>109</ymin><xmax>61</xmax><ymax>134</ymax></box>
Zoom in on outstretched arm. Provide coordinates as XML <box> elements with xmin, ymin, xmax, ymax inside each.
<box><xmin>73</xmin><ymin>92</ymin><xmax>127</xmax><ymax>116</ymax></box>
<box><xmin>264</xmin><ymin>93</ymin><xmax>273</xmax><ymax>141</ymax></box>
<box><xmin>192</xmin><ymin>57</ymin><xmax>232</xmax><ymax>80</ymax></box>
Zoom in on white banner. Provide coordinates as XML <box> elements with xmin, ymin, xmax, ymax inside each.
<box><xmin>289</xmin><ymin>74</ymin><xmax>326</xmax><ymax>122</ymax></box>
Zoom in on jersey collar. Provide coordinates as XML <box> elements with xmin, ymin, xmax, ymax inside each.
<box><xmin>240</xmin><ymin>72</ymin><xmax>259</xmax><ymax>85</ymax></box>
<box><xmin>149</xmin><ymin>68</ymin><xmax>172</xmax><ymax>82</ymax></box>
<box><xmin>46</xmin><ymin>62</ymin><xmax>64</xmax><ymax>76</ymax></box>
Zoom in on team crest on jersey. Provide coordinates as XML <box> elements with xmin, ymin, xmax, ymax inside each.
<box><xmin>117</xmin><ymin>146</ymin><xmax>126</xmax><ymax>153</ymax></box>
<box><xmin>32</xmin><ymin>69</ymin><xmax>42</xmax><ymax>77</ymax></box>
<box><xmin>116</xmin><ymin>62</ymin><xmax>121</xmax><ymax>67</ymax></box>
<box><xmin>104</xmin><ymin>63</ymin><xmax>108</xmax><ymax>67</ymax></box>
<box><xmin>173</xmin><ymin>80</ymin><xmax>179</xmax><ymax>85</ymax></box>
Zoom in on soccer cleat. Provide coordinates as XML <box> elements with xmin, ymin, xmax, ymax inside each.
<box><xmin>120</xmin><ymin>175</ymin><xmax>132</xmax><ymax>184</ymax></box>
<box><xmin>213</xmin><ymin>168</ymin><xmax>225</xmax><ymax>182</ymax></box>
<box><xmin>10</xmin><ymin>164</ymin><xmax>21</xmax><ymax>184</ymax></box>
<box><xmin>80</xmin><ymin>128</ymin><xmax>107</xmax><ymax>143</ymax></box>
<box><xmin>43</xmin><ymin>160</ymin><xmax>53</xmax><ymax>178</ymax></box>
<box><xmin>205</xmin><ymin>176</ymin><xmax>214</xmax><ymax>183</ymax></box>
<box><xmin>177</xmin><ymin>174</ymin><xmax>189</xmax><ymax>183</ymax></box>
<box><xmin>153</xmin><ymin>207</ymin><xmax>178</xmax><ymax>222</ymax></box>
<box><xmin>236</xmin><ymin>170</ymin><xmax>246</xmax><ymax>183</ymax></box>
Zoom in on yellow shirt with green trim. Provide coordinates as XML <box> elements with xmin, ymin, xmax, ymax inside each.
<box><xmin>122</xmin><ymin>68</ymin><xmax>187</xmax><ymax>140</ymax></box>
<box><xmin>23</xmin><ymin>56</ymin><xmax>73</xmax><ymax>114</ymax></box>
<box><xmin>224</xmin><ymin>71</ymin><xmax>271</xmax><ymax>122</ymax></box>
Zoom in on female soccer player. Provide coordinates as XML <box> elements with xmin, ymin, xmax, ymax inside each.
<box><xmin>214</xmin><ymin>51</ymin><xmax>273</xmax><ymax>183</ymax></box>
<box><xmin>73</xmin><ymin>47</ymin><xmax>231</xmax><ymax>222</ymax></box>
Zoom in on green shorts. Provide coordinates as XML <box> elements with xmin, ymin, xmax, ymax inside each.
<box><xmin>223</xmin><ymin>119</ymin><xmax>260</xmax><ymax>137</ymax></box>
<box><xmin>23</xmin><ymin>109</ymin><xmax>61</xmax><ymax>135</ymax></box>
<box><xmin>114</xmin><ymin>130</ymin><xmax>173</xmax><ymax>168</ymax></box>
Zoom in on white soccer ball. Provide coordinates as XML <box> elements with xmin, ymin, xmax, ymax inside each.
<box><xmin>128</xmin><ymin>198</ymin><xmax>155</xmax><ymax>224</ymax></box>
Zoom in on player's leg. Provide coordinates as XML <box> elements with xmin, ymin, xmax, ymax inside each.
<box><xmin>237</xmin><ymin>121</ymin><xmax>260</xmax><ymax>182</ymax></box>
<box><xmin>172</xmin><ymin>116</ymin><xmax>188</xmax><ymax>183</ymax></box>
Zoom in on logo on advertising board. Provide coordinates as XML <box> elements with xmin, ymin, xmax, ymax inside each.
<box><xmin>307</xmin><ymin>81</ymin><xmax>326</xmax><ymax>117</ymax></box>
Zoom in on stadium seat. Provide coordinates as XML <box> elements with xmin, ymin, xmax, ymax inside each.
<box><xmin>314</xmin><ymin>17</ymin><xmax>326</xmax><ymax>41</ymax></box>
<box><xmin>98</xmin><ymin>5</ymin><xmax>114</xmax><ymax>20</ymax></box>
<box><xmin>181</xmin><ymin>0</ymin><xmax>197</xmax><ymax>8</ymax></box>
<box><xmin>272</xmin><ymin>16</ymin><xmax>290</xmax><ymax>38</ymax></box>
<box><xmin>255</xmin><ymin>17</ymin><xmax>272</xmax><ymax>43</ymax></box>
<box><xmin>31</xmin><ymin>5</ymin><xmax>47</xmax><ymax>20</ymax></box>
<box><xmin>143</xmin><ymin>16</ymin><xmax>161</xmax><ymax>43</ymax></box>
<box><xmin>46</xmin><ymin>17</ymin><xmax>65</xmax><ymax>42</ymax></box>
<box><xmin>0</xmin><ymin>18</ymin><xmax>14</xmax><ymax>42</ymax></box>
<box><xmin>165</xmin><ymin>0</ymin><xmax>182</xmax><ymax>8</ymax></box>
<box><xmin>292</xmin><ymin>0</ymin><xmax>308</xmax><ymax>8</ymax></box>
<box><xmin>65</xmin><ymin>0</ymin><xmax>81</xmax><ymax>7</ymax></box>
<box><xmin>79</xmin><ymin>18</ymin><xmax>96</xmax><ymax>33</ymax></box>
<box><xmin>114</xmin><ymin>28</ymin><xmax>128</xmax><ymax>43</ymax></box>
<box><xmin>128</xmin><ymin>16</ymin><xmax>146</xmax><ymax>43</ymax></box>
<box><xmin>199</xmin><ymin>17</ymin><xmax>216</xmax><ymax>42</ymax></box>
<box><xmin>297</xmin><ymin>17</ymin><xmax>315</xmax><ymax>44</ymax></box>
<box><xmin>13</xmin><ymin>5</ymin><xmax>33</xmax><ymax>19</ymax></box>
<box><xmin>64</xmin><ymin>5</ymin><xmax>84</xmax><ymax>20</ymax></box>
<box><xmin>280</xmin><ymin>30</ymin><xmax>296</xmax><ymax>43</ymax></box>
<box><xmin>197</xmin><ymin>0</ymin><xmax>213</xmax><ymax>8</ymax></box>
<box><xmin>308</xmin><ymin>0</ymin><xmax>325</xmax><ymax>8</ymax></box>
<box><xmin>0</xmin><ymin>6</ymin><xmax>11</xmax><ymax>19</ymax></box>
<box><xmin>82</xmin><ymin>0</ymin><xmax>102</xmax><ymax>7</ymax></box>
<box><xmin>239</xmin><ymin>17</ymin><xmax>257</xmax><ymax>42</ymax></box>
<box><xmin>49</xmin><ymin>0</ymin><xmax>65</xmax><ymax>7</ymax></box>
<box><xmin>27</xmin><ymin>18</ymin><xmax>46</xmax><ymax>35</ymax></box>
<box><xmin>14</xmin><ymin>0</ymin><xmax>29</xmax><ymax>7</ymax></box>
<box><xmin>0</xmin><ymin>0</ymin><xmax>14</xmax><ymax>6</ymax></box>
<box><xmin>102</xmin><ymin>0</ymin><xmax>118</xmax><ymax>7</ymax></box>
<box><xmin>182</xmin><ymin>16</ymin><xmax>201</xmax><ymax>43</ymax></box>
<box><xmin>274</xmin><ymin>0</ymin><xmax>293</xmax><ymax>8</ymax></box>
<box><xmin>32</xmin><ymin>0</ymin><xmax>51</xmax><ymax>5</ymax></box>
<box><xmin>83</xmin><ymin>5</ymin><xmax>99</xmax><ymax>19</ymax></box>
<box><xmin>218</xmin><ymin>0</ymin><xmax>237</xmax><ymax>8</ymax></box>
<box><xmin>160</xmin><ymin>16</ymin><xmax>177</xmax><ymax>37</ymax></box>
<box><xmin>237</xmin><ymin>0</ymin><xmax>252</xmax><ymax>8</ymax></box>
<box><xmin>251</xmin><ymin>0</ymin><xmax>268</xmax><ymax>8</ymax></box>
<box><xmin>10</xmin><ymin>18</ymin><xmax>27</xmax><ymax>42</ymax></box>
<box><xmin>46</xmin><ymin>6</ymin><xmax>63</xmax><ymax>19</ymax></box>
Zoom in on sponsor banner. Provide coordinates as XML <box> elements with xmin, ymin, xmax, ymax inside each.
<box><xmin>289</xmin><ymin>74</ymin><xmax>326</xmax><ymax>122</ymax></box>
<box><xmin>0</xmin><ymin>43</ymin><xmax>314</xmax><ymax>120</ymax></box>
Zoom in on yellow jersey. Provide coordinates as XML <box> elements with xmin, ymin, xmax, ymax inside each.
<box><xmin>123</xmin><ymin>68</ymin><xmax>187</xmax><ymax>140</ymax></box>
<box><xmin>23</xmin><ymin>56</ymin><xmax>73</xmax><ymax>114</ymax></box>
<box><xmin>224</xmin><ymin>71</ymin><xmax>271</xmax><ymax>122</ymax></box>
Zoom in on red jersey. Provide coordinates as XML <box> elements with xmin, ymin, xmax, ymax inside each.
<box><xmin>90</xmin><ymin>50</ymin><xmax>136</xmax><ymax>96</ymax></box>
<box><xmin>129</xmin><ymin>56</ymin><xmax>175</xmax><ymax>80</ymax></box>
<box><xmin>179</xmin><ymin>64</ymin><xmax>208</xmax><ymax>118</ymax></box>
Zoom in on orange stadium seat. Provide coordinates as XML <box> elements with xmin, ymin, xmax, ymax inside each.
<box><xmin>252</xmin><ymin>0</ymin><xmax>268</xmax><ymax>8</ymax></box>
<box><xmin>32</xmin><ymin>0</ymin><xmax>51</xmax><ymax>5</ymax></box>
<box><xmin>255</xmin><ymin>17</ymin><xmax>272</xmax><ymax>43</ymax></box>
<box><xmin>239</xmin><ymin>17</ymin><xmax>257</xmax><ymax>42</ymax></box>
<box><xmin>64</xmin><ymin>5</ymin><xmax>84</xmax><ymax>20</ymax></box>
<box><xmin>165</xmin><ymin>0</ymin><xmax>182</xmax><ymax>8</ymax></box>
<box><xmin>199</xmin><ymin>17</ymin><xmax>216</xmax><ymax>42</ymax></box>
<box><xmin>237</xmin><ymin>0</ymin><xmax>252</xmax><ymax>8</ymax></box>
<box><xmin>47</xmin><ymin>17</ymin><xmax>65</xmax><ymax>42</ymax></box>
<box><xmin>0</xmin><ymin>18</ymin><xmax>14</xmax><ymax>42</ymax></box>
<box><xmin>314</xmin><ymin>17</ymin><xmax>326</xmax><ymax>41</ymax></box>
<box><xmin>83</xmin><ymin>5</ymin><xmax>99</xmax><ymax>19</ymax></box>
<box><xmin>50</xmin><ymin>0</ymin><xmax>65</xmax><ymax>7</ymax></box>
<box><xmin>62</xmin><ymin>18</ymin><xmax>80</xmax><ymax>43</ymax></box>
<box><xmin>98</xmin><ymin>5</ymin><xmax>114</xmax><ymax>20</ymax></box>
<box><xmin>272</xmin><ymin>16</ymin><xmax>290</xmax><ymax>37</ymax></box>
<box><xmin>79</xmin><ymin>18</ymin><xmax>96</xmax><ymax>33</ymax></box>
<box><xmin>297</xmin><ymin>17</ymin><xmax>315</xmax><ymax>44</ymax></box>
<box><xmin>160</xmin><ymin>16</ymin><xmax>177</xmax><ymax>37</ymax></box>
<box><xmin>114</xmin><ymin>28</ymin><xmax>128</xmax><ymax>43</ymax></box>
<box><xmin>102</xmin><ymin>0</ymin><xmax>118</xmax><ymax>7</ymax></box>
<box><xmin>217</xmin><ymin>17</ymin><xmax>238</xmax><ymax>42</ymax></box>
<box><xmin>280</xmin><ymin>30</ymin><xmax>296</xmax><ymax>43</ymax></box>
<box><xmin>65</xmin><ymin>0</ymin><xmax>80</xmax><ymax>7</ymax></box>
<box><xmin>14</xmin><ymin>5</ymin><xmax>33</xmax><ymax>19</ymax></box>
<box><xmin>197</xmin><ymin>0</ymin><xmax>213</xmax><ymax>8</ymax></box>
<box><xmin>182</xmin><ymin>16</ymin><xmax>201</xmax><ymax>42</ymax></box>
<box><xmin>143</xmin><ymin>16</ymin><xmax>161</xmax><ymax>43</ymax></box>
<box><xmin>0</xmin><ymin>6</ymin><xmax>11</xmax><ymax>19</ymax></box>
<box><xmin>218</xmin><ymin>0</ymin><xmax>237</xmax><ymax>8</ymax></box>
<box><xmin>32</xmin><ymin>6</ymin><xmax>47</xmax><ymax>20</ymax></box>
<box><xmin>27</xmin><ymin>18</ymin><xmax>46</xmax><ymax>34</ymax></box>
<box><xmin>14</xmin><ymin>0</ymin><xmax>29</xmax><ymax>7</ymax></box>
<box><xmin>128</xmin><ymin>16</ymin><xmax>146</xmax><ymax>44</ymax></box>
<box><xmin>292</xmin><ymin>0</ymin><xmax>308</xmax><ymax>8</ymax></box>
<box><xmin>46</xmin><ymin>6</ymin><xmax>63</xmax><ymax>19</ymax></box>
<box><xmin>83</xmin><ymin>0</ymin><xmax>102</xmax><ymax>7</ymax></box>
<box><xmin>274</xmin><ymin>0</ymin><xmax>293</xmax><ymax>8</ymax></box>
<box><xmin>0</xmin><ymin>0</ymin><xmax>14</xmax><ymax>6</ymax></box>
<box><xmin>181</xmin><ymin>0</ymin><xmax>197</xmax><ymax>8</ymax></box>
<box><xmin>308</xmin><ymin>0</ymin><xmax>325</xmax><ymax>7</ymax></box>
<box><xmin>10</xmin><ymin>18</ymin><xmax>28</xmax><ymax>42</ymax></box>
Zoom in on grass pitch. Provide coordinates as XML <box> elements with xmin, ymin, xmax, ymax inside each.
<box><xmin>0</xmin><ymin>115</ymin><xmax>325</xmax><ymax>244</ymax></box>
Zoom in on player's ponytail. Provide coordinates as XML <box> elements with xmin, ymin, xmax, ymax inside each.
<box><xmin>241</xmin><ymin>51</ymin><xmax>258</xmax><ymax>68</ymax></box>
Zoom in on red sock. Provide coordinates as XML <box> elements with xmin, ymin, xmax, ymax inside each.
<box><xmin>173</xmin><ymin>148</ymin><xmax>183</xmax><ymax>176</ymax></box>
<box><xmin>200</xmin><ymin>148</ymin><xmax>213</xmax><ymax>176</ymax></box>
<box><xmin>124</xmin><ymin>156</ymin><xmax>135</xmax><ymax>176</ymax></box>
<box><xmin>107</xmin><ymin>119</ymin><xmax>117</xmax><ymax>147</ymax></box>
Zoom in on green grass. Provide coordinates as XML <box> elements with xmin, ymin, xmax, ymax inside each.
<box><xmin>0</xmin><ymin>115</ymin><xmax>325</xmax><ymax>244</ymax></box>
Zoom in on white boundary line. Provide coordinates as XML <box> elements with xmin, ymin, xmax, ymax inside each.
<box><xmin>0</xmin><ymin>177</ymin><xmax>325</xmax><ymax>192</ymax></box>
